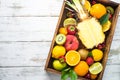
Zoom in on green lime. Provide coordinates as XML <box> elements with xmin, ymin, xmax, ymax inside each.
<box><xmin>63</xmin><ymin>18</ymin><xmax>77</xmax><ymax>27</ymax></box>
<box><xmin>89</xmin><ymin>62</ymin><xmax>103</xmax><ymax>75</ymax></box>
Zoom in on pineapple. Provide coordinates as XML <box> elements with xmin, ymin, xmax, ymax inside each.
<box><xmin>66</xmin><ymin>0</ymin><xmax>105</xmax><ymax>49</ymax></box>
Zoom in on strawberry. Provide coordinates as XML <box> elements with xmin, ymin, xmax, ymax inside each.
<box><xmin>86</xmin><ymin>57</ymin><xmax>94</xmax><ymax>65</ymax></box>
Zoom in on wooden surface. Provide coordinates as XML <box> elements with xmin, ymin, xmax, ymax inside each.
<box><xmin>0</xmin><ymin>0</ymin><xmax>120</xmax><ymax>80</ymax></box>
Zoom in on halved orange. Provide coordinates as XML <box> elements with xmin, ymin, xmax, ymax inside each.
<box><xmin>65</xmin><ymin>50</ymin><xmax>80</xmax><ymax>66</ymax></box>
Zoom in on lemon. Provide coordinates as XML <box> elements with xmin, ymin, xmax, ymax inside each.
<box><xmin>89</xmin><ymin>62</ymin><xmax>103</xmax><ymax>75</ymax></box>
<box><xmin>92</xmin><ymin>49</ymin><xmax>103</xmax><ymax>61</ymax></box>
<box><xmin>63</xmin><ymin>18</ymin><xmax>77</xmax><ymax>27</ymax></box>
<box><xmin>102</xmin><ymin>20</ymin><xmax>111</xmax><ymax>32</ymax></box>
<box><xmin>52</xmin><ymin>45</ymin><xmax>66</xmax><ymax>59</ymax></box>
<box><xmin>84</xmin><ymin>1</ymin><xmax>91</xmax><ymax>12</ymax></box>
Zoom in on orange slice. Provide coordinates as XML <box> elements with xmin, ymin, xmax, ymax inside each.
<box><xmin>65</xmin><ymin>50</ymin><xmax>80</xmax><ymax>66</ymax></box>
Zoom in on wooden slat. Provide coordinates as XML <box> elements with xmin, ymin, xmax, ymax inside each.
<box><xmin>0</xmin><ymin>41</ymin><xmax>119</xmax><ymax>66</ymax></box>
<box><xmin>0</xmin><ymin>65</ymin><xmax>119</xmax><ymax>80</ymax></box>
<box><xmin>0</xmin><ymin>17</ymin><xmax>120</xmax><ymax>41</ymax></box>
<box><xmin>0</xmin><ymin>42</ymin><xmax>51</xmax><ymax>66</ymax></box>
<box><xmin>0</xmin><ymin>0</ymin><xmax>63</xmax><ymax>17</ymax></box>
<box><xmin>0</xmin><ymin>0</ymin><xmax>119</xmax><ymax>17</ymax></box>
<box><xmin>0</xmin><ymin>17</ymin><xmax>59</xmax><ymax>41</ymax></box>
<box><xmin>0</xmin><ymin>67</ymin><xmax>60</xmax><ymax>80</ymax></box>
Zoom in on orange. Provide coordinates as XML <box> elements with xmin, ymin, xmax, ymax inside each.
<box><xmin>59</xmin><ymin>27</ymin><xmax>67</xmax><ymax>35</ymax></box>
<box><xmin>84</xmin><ymin>1</ymin><xmax>91</xmax><ymax>12</ymax></box>
<box><xmin>90</xmin><ymin>3</ymin><xmax>106</xmax><ymax>19</ymax></box>
<box><xmin>92</xmin><ymin>49</ymin><xmax>103</xmax><ymax>61</ymax></box>
<box><xmin>74</xmin><ymin>61</ymin><xmax>89</xmax><ymax>76</ymax></box>
<box><xmin>65</xmin><ymin>50</ymin><xmax>80</xmax><ymax>66</ymax></box>
<box><xmin>52</xmin><ymin>45</ymin><xmax>66</xmax><ymax>59</ymax></box>
<box><xmin>91</xmin><ymin>74</ymin><xmax>97</xmax><ymax>80</ymax></box>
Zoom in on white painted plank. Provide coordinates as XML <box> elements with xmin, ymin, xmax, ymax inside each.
<box><xmin>0</xmin><ymin>17</ymin><xmax>59</xmax><ymax>41</ymax></box>
<box><xmin>0</xmin><ymin>17</ymin><xmax>58</xmax><ymax>32</ymax></box>
<box><xmin>0</xmin><ymin>0</ymin><xmax>63</xmax><ymax>17</ymax></box>
<box><xmin>0</xmin><ymin>0</ymin><xmax>119</xmax><ymax>17</ymax></box>
<box><xmin>0</xmin><ymin>65</ymin><xmax>119</xmax><ymax>80</ymax></box>
<box><xmin>0</xmin><ymin>42</ymin><xmax>51</xmax><ymax>66</ymax></box>
<box><xmin>0</xmin><ymin>41</ymin><xmax>120</xmax><ymax>66</ymax></box>
<box><xmin>0</xmin><ymin>17</ymin><xmax>120</xmax><ymax>41</ymax></box>
<box><xmin>0</xmin><ymin>67</ymin><xmax>61</xmax><ymax>80</ymax></box>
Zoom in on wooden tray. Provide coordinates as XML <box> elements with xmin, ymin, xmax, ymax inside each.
<box><xmin>45</xmin><ymin>0</ymin><xmax>120</xmax><ymax>80</ymax></box>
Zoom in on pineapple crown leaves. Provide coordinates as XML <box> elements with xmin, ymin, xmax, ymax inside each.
<box><xmin>65</xmin><ymin>0</ymin><xmax>88</xmax><ymax>20</ymax></box>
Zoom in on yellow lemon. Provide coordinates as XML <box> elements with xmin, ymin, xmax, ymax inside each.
<box><xmin>102</xmin><ymin>20</ymin><xmax>111</xmax><ymax>32</ymax></box>
<box><xmin>52</xmin><ymin>45</ymin><xmax>66</xmax><ymax>59</ymax></box>
<box><xmin>92</xmin><ymin>49</ymin><xmax>103</xmax><ymax>61</ymax></box>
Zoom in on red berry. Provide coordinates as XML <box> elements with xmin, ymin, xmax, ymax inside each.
<box><xmin>92</xmin><ymin>1</ymin><xmax>96</xmax><ymax>5</ymax></box>
<box><xmin>85</xmin><ymin>73</ymin><xmax>91</xmax><ymax>79</ymax></box>
<box><xmin>97</xmin><ymin>44</ymin><xmax>103</xmax><ymax>50</ymax></box>
<box><xmin>86</xmin><ymin>57</ymin><xmax>94</xmax><ymax>65</ymax></box>
<box><xmin>109</xmin><ymin>14</ymin><xmax>113</xmax><ymax>19</ymax></box>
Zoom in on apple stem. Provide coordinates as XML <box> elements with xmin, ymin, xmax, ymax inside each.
<box><xmin>59</xmin><ymin>57</ymin><xmax>66</xmax><ymax>63</ymax></box>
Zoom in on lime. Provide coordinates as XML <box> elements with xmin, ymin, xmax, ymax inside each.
<box><xmin>63</xmin><ymin>18</ymin><xmax>77</xmax><ymax>27</ymax></box>
<box><xmin>102</xmin><ymin>20</ymin><xmax>111</xmax><ymax>32</ymax></box>
<box><xmin>53</xmin><ymin>60</ymin><xmax>67</xmax><ymax>71</ymax></box>
<box><xmin>89</xmin><ymin>62</ymin><xmax>103</xmax><ymax>75</ymax></box>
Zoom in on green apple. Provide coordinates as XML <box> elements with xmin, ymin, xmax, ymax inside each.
<box><xmin>53</xmin><ymin>60</ymin><xmax>67</xmax><ymax>71</ymax></box>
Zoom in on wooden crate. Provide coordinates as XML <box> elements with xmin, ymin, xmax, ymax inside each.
<box><xmin>45</xmin><ymin>0</ymin><xmax>120</xmax><ymax>80</ymax></box>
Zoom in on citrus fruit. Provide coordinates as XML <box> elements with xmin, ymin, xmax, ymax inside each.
<box><xmin>53</xmin><ymin>60</ymin><xmax>67</xmax><ymax>71</ymax></box>
<box><xmin>63</xmin><ymin>18</ymin><xmax>77</xmax><ymax>27</ymax></box>
<box><xmin>74</xmin><ymin>61</ymin><xmax>89</xmax><ymax>76</ymax></box>
<box><xmin>59</xmin><ymin>27</ymin><xmax>67</xmax><ymax>35</ymax></box>
<box><xmin>52</xmin><ymin>45</ymin><xmax>66</xmax><ymax>59</ymax></box>
<box><xmin>84</xmin><ymin>0</ymin><xmax>91</xmax><ymax>12</ymax></box>
<box><xmin>102</xmin><ymin>20</ymin><xmax>111</xmax><ymax>32</ymax></box>
<box><xmin>89</xmin><ymin>62</ymin><xmax>103</xmax><ymax>75</ymax></box>
<box><xmin>55</xmin><ymin>34</ymin><xmax>66</xmax><ymax>45</ymax></box>
<box><xmin>65</xmin><ymin>50</ymin><xmax>80</xmax><ymax>66</ymax></box>
<box><xmin>91</xmin><ymin>74</ymin><xmax>97</xmax><ymax>79</ymax></box>
<box><xmin>90</xmin><ymin>3</ymin><xmax>106</xmax><ymax>19</ymax></box>
<box><xmin>92</xmin><ymin>49</ymin><xmax>103</xmax><ymax>61</ymax></box>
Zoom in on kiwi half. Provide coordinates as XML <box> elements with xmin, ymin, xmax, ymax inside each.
<box><xmin>56</xmin><ymin>34</ymin><xmax>66</xmax><ymax>45</ymax></box>
<box><xmin>106</xmin><ymin>6</ymin><xmax>114</xmax><ymax>15</ymax></box>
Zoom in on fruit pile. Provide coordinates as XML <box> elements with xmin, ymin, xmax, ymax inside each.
<box><xmin>51</xmin><ymin>0</ymin><xmax>114</xmax><ymax>80</ymax></box>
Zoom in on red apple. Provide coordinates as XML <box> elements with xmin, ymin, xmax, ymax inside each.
<box><xmin>67</xmin><ymin>25</ymin><xmax>76</xmax><ymax>35</ymax></box>
<box><xmin>86</xmin><ymin>57</ymin><xmax>94</xmax><ymax>65</ymax></box>
<box><xmin>65</xmin><ymin>35</ymin><xmax>79</xmax><ymax>51</ymax></box>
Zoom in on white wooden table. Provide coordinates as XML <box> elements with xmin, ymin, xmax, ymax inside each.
<box><xmin>0</xmin><ymin>0</ymin><xmax>120</xmax><ymax>80</ymax></box>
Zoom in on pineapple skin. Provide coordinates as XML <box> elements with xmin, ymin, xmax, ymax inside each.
<box><xmin>77</xmin><ymin>18</ymin><xmax>105</xmax><ymax>49</ymax></box>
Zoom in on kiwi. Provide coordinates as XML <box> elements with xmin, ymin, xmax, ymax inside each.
<box><xmin>106</xmin><ymin>6</ymin><xmax>114</xmax><ymax>15</ymax></box>
<box><xmin>56</xmin><ymin>34</ymin><xmax>66</xmax><ymax>45</ymax></box>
